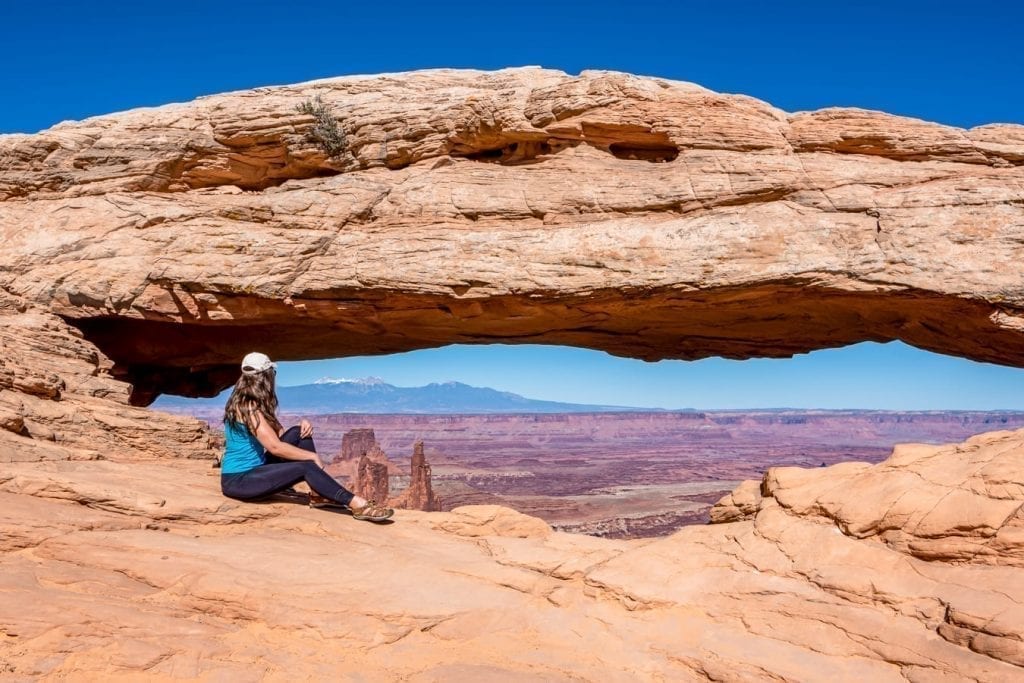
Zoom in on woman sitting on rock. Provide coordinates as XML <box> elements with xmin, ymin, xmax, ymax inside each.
<box><xmin>220</xmin><ymin>351</ymin><xmax>393</xmax><ymax>522</ymax></box>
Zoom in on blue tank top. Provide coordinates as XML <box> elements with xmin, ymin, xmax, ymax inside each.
<box><xmin>221</xmin><ymin>420</ymin><xmax>266</xmax><ymax>474</ymax></box>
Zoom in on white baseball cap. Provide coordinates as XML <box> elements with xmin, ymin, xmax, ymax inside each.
<box><xmin>241</xmin><ymin>352</ymin><xmax>276</xmax><ymax>375</ymax></box>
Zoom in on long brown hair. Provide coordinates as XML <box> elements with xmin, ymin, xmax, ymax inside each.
<box><xmin>223</xmin><ymin>367</ymin><xmax>282</xmax><ymax>434</ymax></box>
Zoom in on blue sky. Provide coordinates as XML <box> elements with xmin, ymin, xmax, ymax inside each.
<box><xmin>281</xmin><ymin>342</ymin><xmax>1024</xmax><ymax>411</ymax></box>
<box><xmin>3</xmin><ymin>0</ymin><xmax>1021</xmax><ymax>132</ymax></box>
<box><xmin>4</xmin><ymin>1</ymin><xmax>1023</xmax><ymax>408</ymax></box>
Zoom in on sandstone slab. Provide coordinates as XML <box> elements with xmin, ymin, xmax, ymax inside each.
<box><xmin>1</xmin><ymin>427</ymin><xmax>1022</xmax><ymax>679</ymax></box>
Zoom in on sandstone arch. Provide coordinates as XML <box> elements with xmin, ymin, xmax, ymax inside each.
<box><xmin>2</xmin><ymin>67</ymin><xmax>1023</xmax><ymax>407</ymax></box>
<box><xmin>3</xmin><ymin>68</ymin><xmax>1024</xmax><ymax>679</ymax></box>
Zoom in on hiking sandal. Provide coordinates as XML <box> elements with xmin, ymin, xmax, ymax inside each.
<box><xmin>349</xmin><ymin>500</ymin><xmax>394</xmax><ymax>522</ymax></box>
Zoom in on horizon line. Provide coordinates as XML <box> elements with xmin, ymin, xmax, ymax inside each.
<box><xmin>161</xmin><ymin>406</ymin><xmax>1024</xmax><ymax>415</ymax></box>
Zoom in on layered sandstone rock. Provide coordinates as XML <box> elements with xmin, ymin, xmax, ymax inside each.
<box><xmin>0</xmin><ymin>289</ymin><xmax>217</xmax><ymax>462</ymax></box>
<box><xmin>344</xmin><ymin>437</ymin><xmax>440</xmax><ymax>512</ymax></box>
<box><xmin>328</xmin><ymin>429</ymin><xmax>438</xmax><ymax>510</ymax></box>
<box><xmin>1</xmin><ymin>423</ymin><xmax>1022</xmax><ymax>678</ymax></box>
<box><xmin>1</xmin><ymin>68</ymin><xmax>1022</xmax><ymax>404</ymax></box>
<box><xmin>330</xmin><ymin>428</ymin><xmax>392</xmax><ymax>502</ymax></box>
<box><xmin>356</xmin><ymin>451</ymin><xmax>390</xmax><ymax>504</ymax></box>
<box><xmin>1</xmin><ymin>67</ymin><xmax>1024</xmax><ymax>679</ymax></box>
<box><xmin>710</xmin><ymin>479</ymin><xmax>763</xmax><ymax>523</ymax></box>
<box><xmin>712</xmin><ymin>430</ymin><xmax>1024</xmax><ymax>569</ymax></box>
<box><xmin>390</xmin><ymin>440</ymin><xmax>440</xmax><ymax>512</ymax></box>
<box><xmin>339</xmin><ymin>427</ymin><xmax>377</xmax><ymax>462</ymax></box>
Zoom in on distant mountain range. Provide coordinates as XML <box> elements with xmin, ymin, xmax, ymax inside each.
<box><xmin>154</xmin><ymin>377</ymin><xmax>653</xmax><ymax>414</ymax></box>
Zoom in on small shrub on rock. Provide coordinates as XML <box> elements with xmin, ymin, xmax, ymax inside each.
<box><xmin>296</xmin><ymin>95</ymin><xmax>346</xmax><ymax>157</ymax></box>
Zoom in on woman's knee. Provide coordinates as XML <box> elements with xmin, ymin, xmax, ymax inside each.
<box><xmin>280</xmin><ymin>426</ymin><xmax>302</xmax><ymax>445</ymax></box>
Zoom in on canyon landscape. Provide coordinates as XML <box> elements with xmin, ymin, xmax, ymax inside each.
<box><xmin>314</xmin><ymin>410</ymin><xmax>1024</xmax><ymax>538</ymax></box>
<box><xmin>2</xmin><ymin>67</ymin><xmax>1023</xmax><ymax>679</ymax></box>
<box><xmin>167</xmin><ymin>404</ymin><xmax>1024</xmax><ymax>538</ymax></box>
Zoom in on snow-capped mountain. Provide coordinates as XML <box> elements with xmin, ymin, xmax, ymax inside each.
<box><xmin>312</xmin><ymin>376</ymin><xmax>387</xmax><ymax>386</ymax></box>
<box><xmin>154</xmin><ymin>378</ymin><xmax>649</xmax><ymax>414</ymax></box>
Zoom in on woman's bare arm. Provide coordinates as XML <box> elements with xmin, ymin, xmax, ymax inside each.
<box><xmin>276</xmin><ymin>419</ymin><xmax>313</xmax><ymax>438</ymax></box>
<box><xmin>252</xmin><ymin>411</ymin><xmax>324</xmax><ymax>467</ymax></box>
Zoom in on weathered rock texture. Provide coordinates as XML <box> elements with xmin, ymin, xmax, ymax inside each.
<box><xmin>1</xmin><ymin>423</ymin><xmax>1023</xmax><ymax>679</ymax></box>
<box><xmin>0</xmin><ymin>289</ymin><xmax>217</xmax><ymax>460</ymax></box>
<box><xmin>1</xmin><ymin>68</ymin><xmax>1023</xmax><ymax>404</ymax></box>
<box><xmin>1</xmin><ymin>67</ymin><xmax>1024</xmax><ymax>679</ymax></box>
<box><xmin>339</xmin><ymin>427</ymin><xmax>377</xmax><ymax>462</ymax></box>
<box><xmin>329</xmin><ymin>427</ymin><xmax>394</xmax><ymax>504</ymax></box>
<box><xmin>356</xmin><ymin>450</ymin><xmax>390</xmax><ymax>504</ymax></box>
<box><xmin>390</xmin><ymin>440</ymin><xmax>439</xmax><ymax>512</ymax></box>
<box><xmin>335</xmin><ymin>432</ymin><xmax>439</xmax><ymax>511</ymax></box>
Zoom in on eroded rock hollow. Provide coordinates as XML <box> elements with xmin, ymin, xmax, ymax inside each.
<box><xmin>2</xmin><ymin>67</ymin><xmax>1023</xmax><ymax>405</ymax></box>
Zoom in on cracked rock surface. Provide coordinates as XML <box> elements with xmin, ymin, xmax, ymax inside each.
<box><xmin>1</xmin><ymin>421</ymin><xmax>1023</xmax><ymax>679</ymax></box>
<box><xmin>1</xmin><ymin>68</ymin><xmax>1023</xmax><ymax>679</ymax></box>
<box><xmin>1</xmin><ymin>67</ymin><xmax>1023</xmax><ymax>402</ymax></box>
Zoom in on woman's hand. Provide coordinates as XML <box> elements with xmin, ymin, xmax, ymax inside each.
<box><xmin>300</xmin><ymin>419</ymin><xmax>313</xmax><ymax>439</ymax></box>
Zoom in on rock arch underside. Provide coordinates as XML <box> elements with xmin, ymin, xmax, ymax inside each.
<box><xmin>1</xmin><ymin>68</ymin><xmax>1023</xmax><ymax>679</ymax></box>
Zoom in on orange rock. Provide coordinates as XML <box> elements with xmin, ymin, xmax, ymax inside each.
<box><xmin>0</xmin><ymin>290</ymin><xmax>217</xmax><ymax>462</ymax></box>
<box><xmin>1</xmin><ymin>428</ymin><xmax>1022</xmax><ymax>678</ymax></box>
<box><xmin>0</xmin><ymin>68</ymin><xmax>1022</xmax><ymax>403</ymax></box>
<box><xmin>390</xmin><ymin>440</ymin><xmax>438</xmax><ymax>512</ymax></box>
<box><xmin>709</xmin><ymin>478</ymin><xmax>762</xmax><ymax>523</ymax></box>
<box><xmin>355</xmin><ymin>453</ymin><xmax>389</xmax><ymax>504</ymax></box>
<box><xmin>2</xmin><ymin>68</ymin><xmax>1024</xmax><ymax>679</ymax></box>
<box><xmin>340</xmin><ymin>427</ymin><xmax>376</xmax><ymax>461</ymax></box>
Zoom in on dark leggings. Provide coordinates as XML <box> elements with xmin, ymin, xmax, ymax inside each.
<box><xmin>221</xmin><ymin>426</ymin><xmax>354</xmax><ymax>506</ymax></box>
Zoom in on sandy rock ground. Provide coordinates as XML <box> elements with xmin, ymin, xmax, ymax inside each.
<box><xmin>1</xmin><ymin>67</ymin><xmax>1023</xmax><ymax>680</ymax></box>
<box><xmin>1</xmin><ymin>427</ymin><xmax>1021</xmax><ymax>680</ymax></box>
